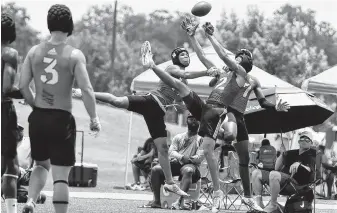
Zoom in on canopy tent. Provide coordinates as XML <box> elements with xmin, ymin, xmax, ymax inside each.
<box><xmin>131</xmin><ymin>46</ymin><xmax>295</xmax><ymax>99</ymax></box>
<box><xmin>301</xmin><ymin>65</ymin><xmax>337</xmax><ymax>95</ymax></box>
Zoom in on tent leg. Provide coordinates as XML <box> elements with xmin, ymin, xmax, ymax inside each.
<box><xmin>124</xmin><ymin>111</ymin><xmax>133</xmax><ymax>189</ymax></box>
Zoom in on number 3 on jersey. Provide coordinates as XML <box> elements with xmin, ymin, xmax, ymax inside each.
<box><xmin>41</xmin><ymin>57</ymin><xmax>58</xmax><ymax>85</ymax></box>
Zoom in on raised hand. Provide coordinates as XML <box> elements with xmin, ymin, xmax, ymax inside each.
<box><xmin>181</xmin><ymin>16</ymin><xmax>199</xmax><ymax>36</ymax></box>
<box><xmin>202</xmin><ymin>22</ymin><xmax>214</xmax><ymax>36</ymax></box>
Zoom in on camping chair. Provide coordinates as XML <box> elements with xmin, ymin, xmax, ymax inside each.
<box><xmin>220</xmin><ymin>151</ymin><xmax>249</xmax><ymax>211</ymax></box>
<box><xmin>198</xmin><ymin>159</ymin><xmax>213</xmax><ymax>207</ymax></box>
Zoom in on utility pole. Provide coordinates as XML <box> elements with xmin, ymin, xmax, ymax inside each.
<box><xmin>111</xmin><ymin>0</ymin><xmax>118</xmax><ymax>75</ymax></box>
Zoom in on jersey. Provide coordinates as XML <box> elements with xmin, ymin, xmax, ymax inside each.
<box><xmin>31</xmin><ymin>42</ymin><xmax>75</xmax><ymax>112</ymax></box>
<box><xmin>206</xmin><ymin>72</ymin><xmax>240</xmax><ymax>107</ymax></box>
<box><xmin>150</xmin><ymin>67</ymin><xmax>184</xmax><ymax>106</ymax></box>
<box><xmin>1</xmin><ymin>47</ymin><xmax>18</xmax><ymax>102</ymax></box>
<box><xmin>229</xmin><ymin>76</ymin><xmax>257</xmax><ymax>114</ymax></box>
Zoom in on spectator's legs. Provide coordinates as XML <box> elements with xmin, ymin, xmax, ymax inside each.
<box><xmin>327</xmin><ymin>171</ymin><xmax>334</xmax><ymax>198</ymax></box>
<box><xmin>150</xmin><ymin>165</ymin><xmax>165</xmax><ymax>205</ymax></box>
<box><xmin>176</xmin><ymin>166</ymin><xmax>194</xmax><ymax>205</ymax></box>
<box><xmin>263</xmin><ymin>171</ymin><xmax>281</xmax><ymax>213</ymax></box>
<box><xmin>131</xmin><ymin>163</ymin><xmax>141</xmax><ymax>184</ymax></box>
<box><xmin>251</xmin><ymin>169</ymin><xmax>264</xmax><ymax>208</ymax></box>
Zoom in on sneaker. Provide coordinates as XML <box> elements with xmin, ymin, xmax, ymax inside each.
<box><xmin>163</xmin><ymin>183</ymin><xmax>189</xmax><ymax>197</ymax></box>
<box><xmin>141</xmin><ymin>41</ymin><xmax>152</xmax><ymax>66</ymax></box>
<box><xmin>22</xmin><ymin>199</ymin><xmax>36</xmax><ymax>213</ymax></box>
<box><xmin>171</xmin><ymin>200</ymin><xmax>181</xmax><ymax>210</ymax></box>
<box><xmin>211</xmin><ymin>190</ymin><xmax>223</xmax><ymax>213</ymax></box>
<box><xmin>242</xmin><ymin>197</ymin><xmax>265</xmax><ymax>212</ymax></box>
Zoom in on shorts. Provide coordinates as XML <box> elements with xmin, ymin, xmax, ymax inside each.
<box><xmin>28</xmin><ymin>107</ymin><xmax>76</xmax><ymax>166</ymax></box>
<box><xmin>156</xmin><ymin>161</ymin><xmax>201</xmax><ymax>184</ymax></box>
<box><xmin>261</xmin><ymin>170</ymin><xmax>298</xmax><ymax>196</ymax></box>
<box><xmin>127</xmin><ymin>94</ymin><xmax>166</xmax><ymax>139</ymax></box>
<box><xmin>183</xmin><ymin>91</ymin><xmax>226</xmax><ymax>139</ymax></box>
<box><xmin>227</xmin><ymin>107</ymin><xmax>249</xmax><ymax>142</ymax></box>
<box><xmin>1</xmin><ymin>101</ymin><xmax>19</xmax><ymax>159</ymax></box>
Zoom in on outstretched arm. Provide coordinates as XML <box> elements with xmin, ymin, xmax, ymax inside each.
<box><xmin>188</xmin><ymin>35</ymin><xmax>215</xmax><ymax>70</ymax></box>
<box><xmin>203</xmin><ymin>22</ymin><xmax>247</xmax><ymax>77</ymax></box>
<box><xmin>253</xmin><ymin>79</ymin><xmax>290</xmax><ymax>112</ymax></box>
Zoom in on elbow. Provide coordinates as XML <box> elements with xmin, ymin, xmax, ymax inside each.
<box><xmin>79</xmin><ymin>85</ymin><xmax>94</xmax><ymax>94</ymax></box>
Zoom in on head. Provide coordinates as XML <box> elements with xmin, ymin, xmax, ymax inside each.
<box><xmin>1</xmin><ymin>13</ymin><xmax>16</xmax><ymax>44</ymax></box>
<box><xmin>298</xmin><ymin>131</ymin><xmax>313</xmax><ymax>150</ymax></box>
<box><xmin>261</xmin><ymin>138</ymin><xmax>270</xmax><ymax>146</ymax></box>
<box><xmin>235</xmin><ymin>49</ymin><xmax>253</xmax><ymax>73</ymax></box>
<box><xmin>47</xmin><ymin>4</ymin><xmax>74</xmax><ymax>36</ymax></box>
<box><xmin>187</xmin><ymin>114</ymin><xmax>199</xmax><ymax>133</ymax></box>
<box><xmin>171</xmin><ymin>47</ymin><xmax>190</xmax><ymax>68</ymax></box>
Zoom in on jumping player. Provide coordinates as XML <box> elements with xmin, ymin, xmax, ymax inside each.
<box><xmin>203</xmin><ymin>21</ymin><xmax>290</xmax><ymax>211</ymax></box>
<box><xmin>1</xmin><ymin>12</ymin><xmax>20</xmax><ymax>213</ymax></box>
<box><xmin>72</xmin><ymin>44</ymin><xmax>215</xmax><ymax>197</ymax></box>
<box><xmin>19</xmin><ymin>5</ymin><xmax>101</xmax><ymax>213</ymax></box>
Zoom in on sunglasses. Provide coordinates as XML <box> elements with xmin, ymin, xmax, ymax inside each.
<box><xmin>298</xmin><ymin>136</ymin><xmax>312</xmax><ymax>143</ymax></box>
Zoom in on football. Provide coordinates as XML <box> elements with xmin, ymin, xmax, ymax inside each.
<box><xmin>191</xmin><ymin>1</ymin><xmax>212</xmax><ymax>17</ymax></box>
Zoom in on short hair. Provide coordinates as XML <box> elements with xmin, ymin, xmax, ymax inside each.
<box><xmin>261</xmin><ymin>139</ymin><xmax>270</xmax><ymax>146</ymax></box>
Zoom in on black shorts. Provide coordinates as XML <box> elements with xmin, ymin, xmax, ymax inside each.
<box><xmin>1</xmin><ymin>101</ymin><xmax>19</xmax><ymax>159</ymax></box>
<box><xmin>156</xmin><ymin>161</ymin><xmax>201</xmax><ymax>184</ymax></box>
<box><xmin>28</xmin><ymin>107</ymin><xmax>76</xmax><ymax>166</ymax></box>
<box><xmin>260</xmin><ymin>170</ymin><xmax>298</xmax><ymax>196</ymax></box>
<box><xmin>183</xmin><ymin>91</ymin><xmax>226</xmax><ymax>139</ymax></box>
<box><xmin>227</xmin><ymin>107</ymin><xmax>249</xmax><ymax>142</ymax></box>
<box><xmin>127</xmin><ymin>94</ymin><xmax>166</xmax><ymax>139</ymax></box>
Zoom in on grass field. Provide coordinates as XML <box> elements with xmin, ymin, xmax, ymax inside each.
<box><xmin>14</xmin><ymin>99</ymin><xmax>186</xmax><ymax>192</ymax></box>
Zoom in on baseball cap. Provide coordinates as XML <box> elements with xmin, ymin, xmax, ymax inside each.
<box><xmin>298</xmin><ymin>131</ymin><xmax>313</xmax><ymax>142</ymax></box>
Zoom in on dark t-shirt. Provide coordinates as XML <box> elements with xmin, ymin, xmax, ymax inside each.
<box><xmin>281</xmin><ymin>148</ymin><xmax>316</xmax><ymax>185</ymax></box>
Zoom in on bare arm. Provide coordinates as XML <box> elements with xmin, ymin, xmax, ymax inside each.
<box><xmin>207</xmin><ymin>35</ymin><xmax>247</xmax><ymax>77</ymax></box>
<box><xmin>94</xmin><ymin>92</ymin><xmax>115</xmax><ymax>104</ymax></box>
<box><xmin>19</xmin><ymin>46</ymin><xmax>36</xmax><ymax>107</ymax></box>
<box><xmin>188</xmin><ymin>35</ymin><xmax>215</xmax><ymax>69</ymax></box>
<box><xmin>3</xmin><ymin>64</ymin><xmax>16</xmax><ymax>94</ymax></box>
<box><xmin>72</xmin><ymin>49</ymin><xmax>98</xmax><ymax>120</ymax></box>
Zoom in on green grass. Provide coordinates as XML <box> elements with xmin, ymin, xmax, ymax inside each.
<box><xmin>14</xmin><ymin>99</ymin><xmax>186</xmax><ymax>192</ymax></box>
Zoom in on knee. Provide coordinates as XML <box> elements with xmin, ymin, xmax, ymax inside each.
<box><xmin>151</xmin><ymin>165</ymin><xmax>162</xmax><ymax>175</ymax></box>
<box><xmin>269</xmin><ymin>171</ymin><xmax>281</xmax><ymax>183</ymax></box>
<box><xmin>182</xmin><ymin>167</ymin><xmax>194</xmax><ymax>177</ymax></box>
<box><xmin>252</xmin><ymin>169</ymin><xmax>262</xmax><ymax>181</ymax></box>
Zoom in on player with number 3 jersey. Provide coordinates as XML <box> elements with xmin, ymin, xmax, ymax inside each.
<box><xmin>19</xmin><ymin>4</ymin><xmax>101</xmax><ymax>213</ymax></box>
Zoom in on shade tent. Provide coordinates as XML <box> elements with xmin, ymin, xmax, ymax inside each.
<box><xmin>301</xmin><ymin>66</ymin><xmax>337</xmax><ymax>95</ymax></box>
<box><xmin>131</xmin><ymin>46</ymin><xmax>295</xmax><ymax>98</ymax></box>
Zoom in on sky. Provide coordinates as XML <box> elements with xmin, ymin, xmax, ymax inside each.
<box><xmin>2</xmin><ymin>0</ymin><xmax>337</xmax><ymax>37</ymax></box>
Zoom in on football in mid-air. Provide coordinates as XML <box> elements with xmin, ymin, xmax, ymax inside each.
<box><xmin>191</xmin><ymin>1</ymin><xmax>212</xmax><ymax>17</ymax></box>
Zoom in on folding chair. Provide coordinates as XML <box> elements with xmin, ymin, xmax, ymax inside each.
<box><xmin>198</xmin><ymin>159</ymin><xmax>213</xmax><ymax>207</ymax></box>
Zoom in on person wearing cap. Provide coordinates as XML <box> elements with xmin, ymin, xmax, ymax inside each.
<box><xmin>252</xmin><ymin>131</ymin><xmax>317</xmax><ymax>212</ymax></box>
<box><xmin>143</xmin><ymin>114</ymin><xmax>204</xmax><ymax>209</ymax></box>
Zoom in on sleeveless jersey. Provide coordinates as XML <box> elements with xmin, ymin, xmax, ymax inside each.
<box><xmin>206</xmin><ymin>72</ymin><xmax>240</xmax><ymax>107</ymax></box>
<box><xmin>31</xmin><ymin>42</ymin><xmax>75</xmax><ymax>112</ymax></box>
<box><xmin>229</xmin><ymin>76</ymin><xmax>256</xmax><ymax>114</ymax></box>
<box><xmin>150</xmin><ymin>69</ymin><xmax>183</xmax><ymax>106</ymax></box>
<box><xmin>1</xmin><ymin>47</ymin><xmax>18</xmax><ymax>102</ymax></box>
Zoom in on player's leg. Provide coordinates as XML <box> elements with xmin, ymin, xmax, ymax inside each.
<box><xmin>49</xmin><ymin>112</ymin><xmax>76</xmax><ymax>213</ymax></box>
<box><xmin>219</xmin><ymin>112</ymin><xmax>237</xmax><ymax>142</ymax></box>
<box><xmin>23</xmin><ymin>109</ymin><xmax>51</xmax><ymax>213</ymax></box>
<box><xmin>233</xmin><ymin>116</ymin><xmax>264</xmax><ymax>211</ymax></box>
<box><xmin>1</xmin><ymin>102</ymin><xmax>20</xmax><ymax>213</ymax></box>
<box><xmin>198</xmin><ymin>105</ymin><xmax>227</xmax><ymax>212</ymax></box>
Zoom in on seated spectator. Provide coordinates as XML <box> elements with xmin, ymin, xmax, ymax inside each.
<box><xmin>129</xmin><ymin>138</ymin><xmax>157</xmax><ymax>190</ymax></box>
<box><xmin>252</xmin><ymin>131</ymin><xmax>316</xmax><ymax>212</ymax></box>
<box><xmin>143</xmin><ymin>114</ymin><xmax>203</xmax><ymax>209</ymax></box>
<box><xmin>256</xmin><ymin>139</ymin><xmax>277</xmax><ymax>171</ymax></box>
